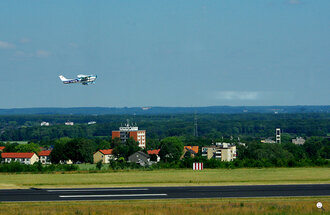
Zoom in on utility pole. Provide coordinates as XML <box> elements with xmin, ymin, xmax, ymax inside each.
<box><xmin>194</xmin><ymin>114</ymin><xmax>198</xmax><ymax>137</ymax></box>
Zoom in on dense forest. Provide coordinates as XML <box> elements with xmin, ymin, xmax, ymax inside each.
<box><xmin>0</xmin><ymin>113</ymin><xmax>329</xmax><ymax>142</ymax></box>
<box><xmin>0</xmin><ymin>113</ymin><xmax>329</xmax><ymax>170</ymax></box>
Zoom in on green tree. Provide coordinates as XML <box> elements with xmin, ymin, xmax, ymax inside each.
<box><xmin>320</xmin><ymin>138</ymin><xmax>330</xmax><ymax>159</ymax></box>
<box><xmin>149</xmin><ymin>154</ymin><xmax>158</xmax><ymax>162</ymax></box>
<box><xmin>64</xmin><ymin>138</ymin><xmax>97</xmax><ymax>163</ymax></box>
<box><xmin>159</xmin><ymin>136</ymin><xmax>184</xmax><ymax>162</ymax></box>
<box><xmin>50</xmin><ymin>137</ymin><xmax>71</xmax><ymax>164</ymax></box>
<box><xmin>96</xmin><ymin>139</ymin><xmax>111</xmax><ymax>150</ymax></box>
<box><xmin>15</xmin><ymin>142</ymin><xmax>41</xmax><ymax>154</ymax></box>
<box><xmin>3</xmin><ymin>143</ymin><xmax>19</xmax><ymax>152</ymax></box>
<box><xmin>96</xmin><ymin>160</ymin><xmax>103</xmax><ymax>170</ymax></box>
<box><xmin>303</xmin><ymin>137</ymin><xmax>324</xmax><ymax>159</ymax></box>
<box><xmin>112</xmin><ymin>138</ymin><xmax>140</xmax><ymax>159</ymax></box>
<box><xmin>282</xmin><ymin>142</ymin><xmax>306</xmax><ymax>160</ymax></box>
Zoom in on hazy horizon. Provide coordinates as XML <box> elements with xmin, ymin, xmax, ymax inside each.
<box><xmin>0</xmin><ymin>105</ymin><xmax>330</xmax><ymax>110</ymax></box>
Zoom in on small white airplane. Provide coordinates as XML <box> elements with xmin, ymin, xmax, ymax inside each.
<box><xmin>59</xmin><ymin>74</ymin><xmax>97</xmax><ymax>85</ymax></box>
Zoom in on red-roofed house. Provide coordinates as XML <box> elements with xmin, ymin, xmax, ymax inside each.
<box><xmin>184</xmin><ymin>146</ymin><xmax>199</xmax><ymax>154</ymax></box>
<box><xmin>38</xmin><ymin>150</ymin><xmax>52</xmax><ymax>164</ymax></box>
<box><xmin>147</xmin><ymin>149</ymin><xmax>160</xmax><ymax>162</ymax></box>
<box><xmin>1</xmin><ymin>152</ymin><xmax>39</xmax><ymax>165</ymax></box>
<box><xmin>0</xmin><ymin>146</ymin><xmax>5</xmax><ymax>152</ymax></box>
<box><xmin>93</xmin><ymin>149</ymin><xmax>114</xmax><ymax>164</ymax></box>
<box><xmin>181</xmin><ymin>146</ymin><xmax>199</xmax><ymax>159</ymax></box>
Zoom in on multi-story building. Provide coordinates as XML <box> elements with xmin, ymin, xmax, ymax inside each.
<box><xmin>202</xmin><ymin>143</ymin><xmax>237</xmax><ymax>161</ymax></box>
<box><xmin>1</xmin><ymin>152</ymin><xmax>39</xmax><ymax>165</ymax></box>
<box><xmin>112</xmin><ymin>121</ymin><xmax>146</xmax><ymax>148</ymax></box>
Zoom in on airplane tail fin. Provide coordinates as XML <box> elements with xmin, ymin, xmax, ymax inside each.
<box><xmin>59</xmin><ymin>75</ymin><xmax>68</xmax><ymax>81</ymax></box>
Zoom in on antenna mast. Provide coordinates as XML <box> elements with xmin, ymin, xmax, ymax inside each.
<box><xmin>194</xmin><ymin>113</ymin><xmax>198</xmax><ymax>137</ymax></box>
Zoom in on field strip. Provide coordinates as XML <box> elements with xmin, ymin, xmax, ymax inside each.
<box><xmin>59</xmin><ymin>193</ymin><xmax>167</xmax><ymax>198</ymax></box>
<box><xmin>47</xmin><ymin>188</ymin><xmax>149</xmax><ymax>192</ymax></box>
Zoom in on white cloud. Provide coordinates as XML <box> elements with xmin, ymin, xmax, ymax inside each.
<box><xmin>0</xmin><ymin>40</ymin><xmax>15</xmax><ymax>49</ymax></box>
<box><xmin>215</xmin><ymin>91</ymin><xmax>260</xmax><ymax>100</ymax></box>
<box><xmin>36</xmin><ymin>49</ymin><xmax>51</xmax><ymax>58</ymax></box>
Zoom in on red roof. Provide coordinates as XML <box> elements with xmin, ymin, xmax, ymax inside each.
<box><xmin>0</xmin><ymin>146</ymin><xmax>5</xmax><ymax>151</ymax></box>
<box><xmin>184</xmin><ymin>146</ymin><xmax>199</xmax><ymax>154</ymax></box>
<box><xmin>38</xmin><ymin>150</ymin><xmax>52</xmax><ymax>156</ymax></box>
<box><xmin>147</xmin><ymin>149</ymin><xmax>160</xmax><ymax>155</ymax></box>
<box><xmin>1</xmin><ymin>152</ymin><xmax>35</xmax><ymax>158</ymax></box>
<box><xmin>99</xmin><ymin>149</ymin><xmax>113</xmax><ymax>155</ymax></box>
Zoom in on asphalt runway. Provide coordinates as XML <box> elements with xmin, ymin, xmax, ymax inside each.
<box><xmin>0</xmin><ymin>184</ymin><xmax>329</xmax><ymax>202</ymax></box>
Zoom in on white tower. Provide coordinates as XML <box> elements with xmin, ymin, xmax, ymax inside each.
<box><xmin>276</xmin><ymin>128</ymin><xmax>281</xmax><ymax>144</ymax></box>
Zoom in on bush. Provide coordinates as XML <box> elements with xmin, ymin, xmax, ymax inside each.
<box><xmin>0</xmin><ymin>162</ymin><xmax>78</xmax><ymax>173</ymax></box>
<box><xmin>96</xmin><ymin>160</ymin><xmax>103</xmax><ymax>170</ymax></box>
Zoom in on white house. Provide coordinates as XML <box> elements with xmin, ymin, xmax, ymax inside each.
<box><xmin>40</xmin><ymin>121</ymin><xmax>50</xmax><ymax>126</ymax></box>
<box><xmin>93</xmin><ymin>149</ymin><xmax>114</xmax><ymax>164</ymax></box>
<box><xmin>292</xmin><ymin>137</ymin><xmax>306</xmax><ymax>145</ymax></box>
<box><xmin>38</xmin><ymin>150</ymin><xmax>52</xmax><ymax>164</ymax></box>
<box><xmin>147</xmin><ymin>149</ymin><xmax>160</xmax><ymax>162</ymax></box>
<box><xmin>1</xmin><ymin>152</ymin><xmax>39</xmax><ymax>165</ymax></box>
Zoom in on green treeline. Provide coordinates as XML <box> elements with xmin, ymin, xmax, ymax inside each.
<box><xmin>0</xmin><ymin>113</ymin><xmax>329</xmax><ymax>141</ymax></box>
<box><xmin>0</xmin><ymin>113</ymin><xmax>329</xmax><ymax>172</ymax></box>
<box><xmin>49</xmin><ymin>137</ymin><xmax>141</xmax><ymax>164</ymax></box>
<box><xmin>156</xmin><ymin>136</ymin><xmax>330</xmax><ymax>168</ymax></box>
<box><xmin>1</xmin><ymin>136</ymin><xmax>328</xmax><ymax>172</ymax></box>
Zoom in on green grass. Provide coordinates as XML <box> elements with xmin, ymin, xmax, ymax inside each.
<box><xmin>0</xmin><ymin>197</ymin><xmax>329</xmax><ymax>215</ymax></box>
<box><xmin>77</xmin><ymin>163</ymin><xmax>109</xmax><ymax>171</ymax></box>
<box><xmin>76</xmin><ymin>163</ymin><xmax>96</xmax><ymax>170</ymax></box>
<box><xmin>77</xmin><ymin>163</ymin><xmax>106</xmax><ymax>170</ymax></box>
<box><xmin>0</xmin><ymin>167</ymin><xmax>329</xmax><ymax>189</ymax></box>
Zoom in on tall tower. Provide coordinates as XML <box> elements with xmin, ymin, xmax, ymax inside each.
<box><xmin>276</xmin><ymin>128</ymin><xmax>281</xmax><ymax>144</ymax></box>
<box><xmin>194</xmin><ymin>114</ymin><xmax>198</xmax><ymax>137</ymax></box>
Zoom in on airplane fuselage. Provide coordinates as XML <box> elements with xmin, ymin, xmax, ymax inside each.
<box><xmin>59</xmin><ymin>75</ymin><xmax>97</xmax><ymax>85</ymax></box>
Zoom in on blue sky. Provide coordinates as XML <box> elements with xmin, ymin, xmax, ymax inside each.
<box><xmin>0</xmin><ymin>0</ymin><xmax>329</xmax><ymax>108</ymax></box>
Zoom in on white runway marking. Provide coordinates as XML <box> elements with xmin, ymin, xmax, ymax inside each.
<box><xmin>59</xmin><ymin>194</ymin><xmax>167</xmax><ymax>198</ymax></box>
<box><xmin>47</xmin><ymin>188</ymin><xmax>149</xmax><ymax>192</ymax></box>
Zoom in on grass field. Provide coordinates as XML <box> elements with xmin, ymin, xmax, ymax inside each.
<box><xmin>77</xmin><ymin>163</ymin><xmax>107</xmax><ymax>170</ymax></box>
<box><xmin>0</xmin><ymin>197</ymin><xmax>329</xmax><ymax>215</ymax></box>
<box><xmin>0</xmin><ymin>167</ymin><xmax>329</xmax><ymax>189</ymax></box>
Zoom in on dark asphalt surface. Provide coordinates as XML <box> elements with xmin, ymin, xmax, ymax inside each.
<box><xmin>0</xmin><ymin>184</ymin><xmax>329</xmax><ymax>202</ymax></box>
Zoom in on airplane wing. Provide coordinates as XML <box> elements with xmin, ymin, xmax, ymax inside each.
<box><xmin>77</xmin><ymin>74</ymin><xmax>88</xmax><ymax>78</ymax></box>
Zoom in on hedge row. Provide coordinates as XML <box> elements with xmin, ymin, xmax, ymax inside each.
<box><xmin>0</xmin><ymin>162</ymin><xmax>78</xmax><ymax>172</ymax></box>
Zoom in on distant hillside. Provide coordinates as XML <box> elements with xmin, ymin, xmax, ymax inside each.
<box><xmin>0</xmin><ymin>106</ymin><xmax>329</xmax><ymax>115</ymax></box>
